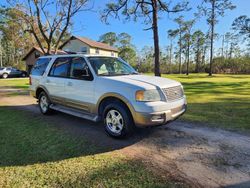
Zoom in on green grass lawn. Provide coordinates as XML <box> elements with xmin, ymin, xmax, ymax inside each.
<box><xmin>162</xmin><ymin>74</ymin><xmax>250</xmax><ymax>131</ymax></box>
<box><xmin>0</xmin><ymin>107</ymin><xmax>182</xmax><ymax>187</ymax></box>
<box><xmin>0</xmin><ymin>78</ymin><xmax>29</xmax><ymax>89</ymax></box>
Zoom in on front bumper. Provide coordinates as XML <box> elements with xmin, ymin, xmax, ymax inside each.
<box><xmin>133</xmin><ymin>104</ymin><xmax>187</xmax><ymax>127</ymax></box>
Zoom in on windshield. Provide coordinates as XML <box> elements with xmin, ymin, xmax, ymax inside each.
<box><xmin>88</xmin><ymin>57</ymin><xmax>137</xmax><ymax>76</ymax></box>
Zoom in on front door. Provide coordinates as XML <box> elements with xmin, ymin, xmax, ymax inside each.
<box><xmin>64</xmin><ymin>57</ymin><xmax>95</xmax><ymax>112</ymax></box>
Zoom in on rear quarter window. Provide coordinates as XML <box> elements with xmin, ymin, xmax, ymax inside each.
<box><xmin>31</xmin><ymin>58</ymin><xmax>51</xmax><ymax>76</ymax></box>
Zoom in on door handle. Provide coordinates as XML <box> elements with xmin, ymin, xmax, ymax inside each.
<box><xmin>46</xmin><ymin>79</ymin><xmax>50</xmax><ymax>83</ymax></box>
<box><xmin>67</xmin><ymin>82</ymin><xmax>73</xmax><ymax>86</ymax></box>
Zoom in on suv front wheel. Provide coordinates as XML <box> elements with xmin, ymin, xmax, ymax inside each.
<box><xmin>103</xmin><ymin>102</ymin><xmax>134</xmax><ymax>138</ymax></box>
<box><xmin>38</xmin><ymin>92</ymin><xmax>52</xmax><ymax>115</ymax></box>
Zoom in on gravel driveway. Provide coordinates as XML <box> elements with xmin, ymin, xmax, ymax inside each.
<box><xmin>0</xmin><ymin>89</ymin><xmax>250</xmax><ymax>188</ymax></box>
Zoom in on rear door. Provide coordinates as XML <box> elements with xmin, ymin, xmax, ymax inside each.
<box><xmin>63</xmin><ymin>56</ymin><xmax>95</xmax><ymax>112</ymax></box>
<box><xmin>45</xmin><ymin>57</ymin><xmax>70</xmax><ymax>104</ymax></box>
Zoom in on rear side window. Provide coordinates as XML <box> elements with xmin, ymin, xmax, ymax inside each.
<box><xmin>31</xmin><ymin>58</ymin><xmax>51</xmax><ymax>76</ymax></box>
<box><xmin>49</xmin><ymin>57</ymin><xmax>70</xmax><ymax>77</ymax></box>
<box><xmin>0</xmin><ymin>68</ymin><xmax>4</xmax><ymax>70</ymax></box>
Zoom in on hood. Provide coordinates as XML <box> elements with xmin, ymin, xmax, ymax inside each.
<box><xmin>104</xmin><ymin>74</ymin><xmax>181</xmax><ymax>89</ymax></box>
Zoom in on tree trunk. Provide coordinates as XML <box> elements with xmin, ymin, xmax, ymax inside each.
<box><xmin>179</xmin><ymin>30</ymin><xmax>182</xmax><ymax>74</ymax></box>
<box><xmin>221</xmin><ymin>34</ymin><xmax>224</xmax><ymax>57</ymax></box>
<box><xmin>195</xmin><ymin>38</ymin><xmax>201</xmax><ymax>73</ymax></box>
<box><xmin>152</xmin><ymin>0</ymin><xmax>161</xmax><ymax>77</ymax></box>
<box><xmin>209</xmin><ymin>0</ymin><xmax>215</xmax><ymax>76</ymax></box>
<box><xmin>186</xmin><ymin>36</ymin><xmax>190</xmax><ymax>75</ymax></box>
<box><xmin>169</xmin><ymin>38</ymin><xmax>173</xmax><ymax>74</ymax></box>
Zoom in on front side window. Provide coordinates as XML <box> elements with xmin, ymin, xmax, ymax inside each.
<box><xmin>49</xmin><ymin>57</ymin><xmax>70</xmax><ymax>77</ymax></box>
<box><xmin>70</xmin><ymin>57</ymin><xmax>92</xmax><ymax>80</ymax></box>
<box><xmin>88</xmin><ymin>57</ymin><xmax>137</xmax><ymax>76</ymax></box>
<box><xmin>31</xmin><ymin>58</ymin><xmax>51</xmax><ymax>76</ymax></box>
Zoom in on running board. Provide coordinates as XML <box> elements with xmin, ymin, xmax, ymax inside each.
<box><xmin>50</xmin><ymin>104</ymin><xmax>100</xmax><ymax>122</ymax></box>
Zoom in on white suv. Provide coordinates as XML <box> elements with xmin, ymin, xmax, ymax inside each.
<box><xmin>30</xmin><ymin>54</ymin><xmax>187</xmax><ymax>138</ymax></box>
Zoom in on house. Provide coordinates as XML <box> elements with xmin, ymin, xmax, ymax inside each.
<box><xmin>22</xmin><ymin>36</ymin><xmax>119</xmax><ymax>73</ymax></box>
<box><xmin>59</xmin><ymin>36</ymin><xmax>119</xmax><ymax>57</ymax></box>
<box><xmin>22</xmin><ymin>46</ymin><xmax>66</xmax><ymax>74</ymax></box>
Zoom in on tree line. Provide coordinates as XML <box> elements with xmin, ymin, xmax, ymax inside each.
<box><xmin>0</xmin><ymin>0</ymin><xmax>250</xmax><ymax>75</ymax></box>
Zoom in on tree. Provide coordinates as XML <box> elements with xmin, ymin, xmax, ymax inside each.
<box><xmin>232</xmin><ymin>15</ymin><xmax>250</xmax><ymax>48</ymax></box>
<box><xmin>167</xmin><ymin>29</ymin><xmax>179</xmax><ymax>73</ymax></box>
<box><xmin>102</xmin><ymin>0</ymin><xmax>189</xmax><ymax>77</ymax></box>
<box><xmin>99</xmin><ymin>32</ymin><xmax>117</xmax><ymax>46</ymax></box>
<box><xmin>173</xmin><ymin>16</ymin><xmax>185</xmax><ymax>74</ymax></box>
<box><xmin>182</xmin><ymin>19</ymin><xmax>195</xmax><ymax>75</ymax></box>
<box><xmin>117</xmin><ymin>33</ymin><xmax>137</xmax><ymax>65</ymax></box>
<box><xmin>6</xmin><ymin>0</ymin><xmax>90</xmax><ymax>54</ymax></box>
<box><xmin>0</xmin><ymin>7</ymin><xmax>35</xmax><ymax>68</ymax></box>
<box><xmin>99</xmin><ymin>32</ymin><xmax>137</xmax><ymax>65</ymax></box>
<box><xmin>192</xmin><ymin>30</ymin><xmax>205</xmax><ymax>72</ymax></box>
<box><xmin>199</xmin><ymin>0</ymin><xmax>235</xmax><ymax>76</ymax></box>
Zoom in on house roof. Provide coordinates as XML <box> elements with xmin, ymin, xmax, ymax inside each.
<box><xmin>22</xmin><ymin>46</ymin><xmax>67</xmax><ymax>61</ymax></box>
<box><xmin>60</xmin><ymin>36</ymin><xmax>119</xmax><ymax>52</ymax></box>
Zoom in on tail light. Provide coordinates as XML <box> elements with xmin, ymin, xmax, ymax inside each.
<box><xmin>29</xmin><ymin>76</ymin><xmax>32</xmax><ymax>85</ymax></box>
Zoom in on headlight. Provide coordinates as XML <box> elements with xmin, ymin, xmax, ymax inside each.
<box><xmin>135</xmin><ymin>89</ymin><xmax>162</xmax><ymax>102</ymax></box>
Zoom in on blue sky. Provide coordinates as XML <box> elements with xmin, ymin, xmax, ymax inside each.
<box><xmin>2</xmin><ymin>0</ymin><xmax>249</xmax><ymax>51</ymax></box>
<box><xmin>71</xmin><ymin>0</ymin><xmax>250</xmax><ymax>51</ymax></box>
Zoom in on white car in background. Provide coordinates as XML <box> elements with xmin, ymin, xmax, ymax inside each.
<box><xmin>29</xmin><ymin>54</ymin><xmax>187</xmax><ymax>138</ymax></box>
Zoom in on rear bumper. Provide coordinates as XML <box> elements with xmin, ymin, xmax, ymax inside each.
<box><xmin>133</xmin><ymin>104</ymin><xmax>187</xmax><ymax>127</ymax></box>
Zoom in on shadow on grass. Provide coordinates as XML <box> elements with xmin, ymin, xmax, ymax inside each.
<box><xmin>0</xmin><ymin>105</ymin><xmax>151</xmax><ymax>168</ymax></box>
<box><xmin>182</xmin><ymin>98</ymin><xmax>250</xmax><ymax>130</ymax></box>
<box><xmin>182</xmin><ymin>81</ymin><xmax>250</xmax><ymax>95</ymax></box>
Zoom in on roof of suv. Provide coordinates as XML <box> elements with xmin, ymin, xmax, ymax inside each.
<box><xmin>39</xmin><ymin>54</ymin><xmax>117</xmax><ymax>59</ymax></box>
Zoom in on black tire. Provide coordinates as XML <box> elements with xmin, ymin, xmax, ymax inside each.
<box><xmin>38</xmin><ymin>91</ymin><xmax>52</xmax><ymax>115</ymax></box>
<box><xmin>2</xmin><ymin>73</ymin><xmax>8</xmax><ymax>79</ymax></box>
<box><xmin>103</xmin><ymin>102</ymin><xmax>135</xmax><ymax>138</ymax></box>
<box><xmin>21</xmin><ymin>73</ymin><xmax>26</xmax><ymax>77</ymax></box>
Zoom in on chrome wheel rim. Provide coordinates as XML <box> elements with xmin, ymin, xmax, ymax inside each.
<box><xmin>40</xmin><ymin>95</ymin><xmax>48</xmax><ymax>113</ymax></box>
<box><xmin>106</xmin><ymin>109</ymin><xmax>124</xmax><ymax>134</ymax></box>
<box><xmin>3</xmin><ymin>74</ymin><xmax>7</xmax><ymax>79</ymax></box>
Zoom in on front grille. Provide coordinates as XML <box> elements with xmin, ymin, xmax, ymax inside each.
<box><xmin>162</xmin><ymin>85</ymin><xmax>184</xmax><ymax>101</ymax></box>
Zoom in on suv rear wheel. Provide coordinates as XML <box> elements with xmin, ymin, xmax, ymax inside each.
<box><xmin>38</xmin><ymin>92</ymin><xmax>52</xmax><ymax>115</ymax></box>
<box><xmin>103</xmin><ymin>102</ymin><xmax>134</xmax><ymax>138</ymax></box>
<box><xmin>2</xmin><ymin>73</ymin><xmax>8</xmax><ymax>79</ymax></box>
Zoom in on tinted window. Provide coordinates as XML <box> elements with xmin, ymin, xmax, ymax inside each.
<box><xmin>31</xmin><ymin>58</ymin><xmax>51</xmax><ymax>76</ymax></box>
<box><xmin>49</xmin><ymin>57</ymin><xmax>70</xmax><ymax>77</ymax></box>
<box><xmin>70</xmin><ymin>57</ymin><xmax>92</xmax><ymax>80</ymax></box>
<box><xmin>0</xmin><ymin>68</ymin><xmax>4</xmax><ymax>70</ymax></box>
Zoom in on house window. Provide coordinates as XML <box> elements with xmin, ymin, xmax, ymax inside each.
<box><xmin>111</xmin><ymin>52</ymin><xmax>114</xmax><ymax>57</ymax></box>
<box><xmin>95</xmin><ymin>48</ymin><xmax>100</xmax><ymax>54</ymax></box>
<box><xmin>80</xmin><ymin>47</ymin><xmax>88</xmax><ymax>53</ymax></box>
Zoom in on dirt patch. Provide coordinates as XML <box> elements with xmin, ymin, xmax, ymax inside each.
<box><xmin>1</xmin><ymin>92</ymin><xmax>250</xmax><ymax>187</ymax></box>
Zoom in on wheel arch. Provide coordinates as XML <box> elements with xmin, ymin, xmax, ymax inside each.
<box><xmin>96</xmin><ymin>93</ymin><xmax>135</xmax><ymax>120</ymax></box>
<box><xmin>35</xmin><ymin>86</ymin><xmax>50</xmax><ymax>99</ymax></box>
